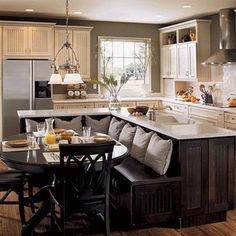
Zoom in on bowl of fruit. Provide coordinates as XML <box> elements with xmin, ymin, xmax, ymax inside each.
<box><xmin>127</xmin><ymin>106</ymin><xmax>149</xmax><ymax>116</ymax></box>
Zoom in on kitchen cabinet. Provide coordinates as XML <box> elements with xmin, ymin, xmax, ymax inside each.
<box><xmin>188</xmin><ymin>106</ymin><xmax>224</xmax><ymax>127</ymax></box>
<box><xmin>161</xmin><ymin>45</ymin><xmax>177</xmax><ymax>78</ymax></box>
<box><xmin>224</xmin><ymin>112</ymin><xmax>236</xmax><ymax>131</ymax></box>
<box><xmin>177</xmin><ymin>42</ymin><xmax>196</xmax><ymax>79</ymax></box>
<box><xmin>172</xmin><ymin>102</ymin><xmax>188</xmax><ymax>115</ymax></box>
<box><xmin>159</xmin><ymin>19</ymin><xmax>211</xmax><ymax>85</ymax></box>
<box><xmin>54</xmin><ymin>103</ymin><xmax>94</xmax><ymax>109</ymax></box>
<box><xmin>0</xmin><ymin>26</ymin><xmax>2</xmax><ymax>140</ymax></box>
<box><xmin>3</xmin><ymin>24</ymin><xmax>54</xmax><ymax>58</ymax></box>
<box><xmin>94</xmin><ymin>102</ymin><xmax>109</xmax><ymax>108</ymax></box>
<box><xmin>121</xmin><ymin>101</ymin><xmax>136</xmax><ymax>107</ymax></box>
<box><xmin>180</xmin><ymin>137</ymin><xmax>234</xmax><ymax>226</ymax></box>
<box><xmin>54</xmin><ymin>26</ymin><xmax>93</xmax><ymax>80</ymax></box>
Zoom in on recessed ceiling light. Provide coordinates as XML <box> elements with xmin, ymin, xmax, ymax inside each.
<box><xmin>182</xmin><ymin>5</ymin><xmax>192</xmax><ymax>8</ymax></box>
<box><xmin>73</xmin><ymin>11</ymin><xmax>82</xmax><ymax>15</ymax></box>
<box><xmin>25</xmin><ymin>8</ymin><xmax>34</xmax><ymax>12</ymax></box>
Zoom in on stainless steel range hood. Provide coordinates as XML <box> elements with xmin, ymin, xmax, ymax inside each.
<box><xmin>202</xmin><ymin>8</ymin><xmax>236</xmax><ymax>65</ymax></box>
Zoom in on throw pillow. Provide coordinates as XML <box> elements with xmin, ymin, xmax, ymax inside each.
<box><xmin>85</xmin><ymin>116</ymin><xmax>111</xmax><ymax>134</ymax></box>
<box><xmin>25</xmin><ymin>118</ymin><xmax>39</xmax><ymax>132</ymax></box>
<box><xmin>118</xmin><ymin>123</ymin><xmax>136</xmax><ymax>151</ymax></box>
<box><xmin>54</xmin><ymin>116</ymin><xmax>82</xmax><ymax>133</ymax></box>
<box><xmin>130</xmin><ymin>126</ymin><xmax>153</xmax><ymax>163</ymax></box>
<box><xmin>108</xmin><ymin>117</ymin><xmax>125</xmax><ymax>140</ymax></box>
<box><xmin>144</xmin><ymin>133</ymin><xmax>173</xmax><ymax>175</ymax></box>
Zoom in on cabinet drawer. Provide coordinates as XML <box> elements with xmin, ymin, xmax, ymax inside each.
<box><xmin>121</xmin><ymin>101</ymin><xmax>136</xmax><ymax>107</ymax></box>
<box><xmin>224</xmin><ymin>113</ymin><xmax>236</xmax><ymax>124</ymax></box>
<box><xmin>172</xmin><ymin>103</ymin><xmax>188</xmax><ymax>114</ymax></box>
<box><xmin>189</xmin><ymin>106</ymin><xmax>223</xmax><ymax>119</ymax></box>
<box><xmin>224</xmin><ymin>122</ymin><xmax>236</xmax><ymax>131</ymax></box>
<box><xmin>136</xmin><ymin>101</ymin><xmax>158</xmax><ymax>107</ymax></box>
<box><xmin>94</xmin><ymin>102</ymin><xmax>109</xmax><ymax>108</ymax></box>
<box><xmin>53</xmin><ymin>103</ymin><xmax>94</xmax><ymax>109</ymax></box>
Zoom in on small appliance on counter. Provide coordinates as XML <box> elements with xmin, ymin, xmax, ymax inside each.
<box><xmin>67</xmin><ymin>83</ymin><xmax>87</xmax><ymax>99</ymax></box>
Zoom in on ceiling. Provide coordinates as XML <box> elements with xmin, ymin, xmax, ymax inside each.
<box><xmin>0</xmin><ymin>0</ymin><xmax>236</xmax><ymax>24</ymax></box>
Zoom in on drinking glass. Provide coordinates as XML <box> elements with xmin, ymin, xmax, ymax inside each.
<box><xmin>27</xmin><ymin>133</ymin><xmax>37</xmax><ymax>149</ymax></box>
<box><xmin>36</xmin><ymin>122</ymin><xmax>45</xmax><ymax>136</ymax></box>
<box><xmin>82</xmin><ymin>126</ymin><xmax>91</xmax><ymax>142</ymax></box>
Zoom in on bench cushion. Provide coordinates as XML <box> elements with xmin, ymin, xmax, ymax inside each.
<box><xmin>130</xmin><ymin>127</ymin><xmax>153</xmax><ymax>163</ymax></box>
<box><xmin>108</xmin><ymin>117</ymin><xmax>125</xmax><ymax>140</ymax></box>
<box><xmin>114</xmin><ymin>156</ymin><xmax>161</xmax><ymax>183</ymax></box>
<box><xmin>85</xmin><ymin>116</ymin><xmax>111</xmax><ymax>134</ymax></box>
<box><xmin>118</xmin><ymin>123</ymin><xmax>136</xmax><ymax>152</ymax></box>
<box><xmin>54</xmin><ymin>116</ymin><xmax>82</xmax><ymax>133</ymax></box>
<box><xmin>144</xmin><ymin>133</ymin><xmax>173</xmax><ymax>175</ymax></box>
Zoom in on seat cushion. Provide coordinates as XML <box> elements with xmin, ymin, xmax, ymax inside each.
<box><xmin>144</xmin><ymin>133</ymin><xmax>173</xmax><ymax>175</ymax></box>
<box><xmin>85</xmin><ymin>116</ymin><xmax>111</xmax><ymax>134</ymax></box>
<box><xmin>118</xmin><ymin>123</ymin><xmax>136</xmax><ymax>152</ymax></box>
<box><xmin>54</xmin><ymin>116</ymin><xmax>82</xmax><ymax>133</ymax></box>
<box><xmin>108</xmin><ymin>117</ymin><xmax>125</xmax><ymax>140</ymax></box>
<box><xmin>130</xmin><ymin>127</ymin><xmax>153</xmax><ymax>163</ymax></box>
<box><xmin>25</xmin><ymin>119</ymin><xmax>39</xmax><ymax>132</ymax></box>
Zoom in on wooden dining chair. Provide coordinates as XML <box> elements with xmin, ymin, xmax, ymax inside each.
<box><xmin>49</xmin><ymin>141</ymin><xmax>116</xmax><ymax>236</ymax></box>
<box><xmin>0</xmin><ymin>167</ymin><xmax>29</xmax><ymax>224</ymax></box>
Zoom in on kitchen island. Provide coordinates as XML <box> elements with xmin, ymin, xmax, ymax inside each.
<box><xmin>17</xmin><ymin>108</ymin><xmax>236</xmax><ymax>228</ymax></box>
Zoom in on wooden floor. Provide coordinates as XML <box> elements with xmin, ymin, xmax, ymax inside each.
<box><xmin>1</xmin><ymin>161</ymin><xmax>236</xmax><ymax>236</ymax></box>
<box><xmin>2</xmin><ymin>194</ymin><xmax>236</xmax><ymax>236</ymax></box>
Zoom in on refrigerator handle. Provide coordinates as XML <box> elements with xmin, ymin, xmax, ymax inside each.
<box><xmin>29</xmin><ymin>61</ymin><xmax>34</xmax><ymax>110</ymax></box>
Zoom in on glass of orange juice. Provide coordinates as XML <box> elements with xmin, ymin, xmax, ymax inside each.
<box><xmin>44</xmin><ymin>118</ymin><xmax>56</xmax><ymax>145</ymax></box>
<box><xmin>44</xmin><ymin>133</ymin><xmax>56</xmax><ymax>144</ymax></box>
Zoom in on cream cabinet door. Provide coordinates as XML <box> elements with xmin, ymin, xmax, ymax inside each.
<box><xmin>28</xmin><ymin>26</ymin><xmax>54</xmax><ymax>58</ymax></box>
<box><xmin>54</xmin><ymin>28</ymin><xmax>73</xmax><ymax>72</ymax></box>
<box><xmin>177</xmin><ymin>42</ymin><xmax>197</xmax><ymax>80</ymax></box>
<box><xmin>188</xmin><ymin>42</ymin><xmax>197</xmax><ymax>79</ymax></box>
<box><xmin>161</xmin><ymin>45</ymin><xmax>176</xmax><ymax>78</ymax></box>
<box><xmin>3</xmin><ymin>26</ymin><xmax>28</xmax><ymax>56</ymax></box>
<box><xmin>3</xmin><ymin>25</ymin><xmax>54</xmax><ymax>58</ymax></box>
<box><xmin>73</xmin><ymin>30</ymin><xmax>91</xmax><ymax>79</ymax></box>
<box><xmin>177</xmin><ymin>44</ymin><xmax>188</xmax><ymax>79</ymax></box>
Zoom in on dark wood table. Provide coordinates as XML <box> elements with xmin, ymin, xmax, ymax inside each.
<box><xmin>1</xmin><ymin>133</ymin><xmax>128</xmax><ymax>236</ymax></box>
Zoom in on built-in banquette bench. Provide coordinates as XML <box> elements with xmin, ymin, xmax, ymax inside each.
<box><xmin>18</xmin><ymin>112</ymin><xmax>235</xmax><ymax>229</ymax></box>
<box><xmin>19</xmin><ymin>114</ymin><xmax>182</xmax><ymax>228</ymax></box>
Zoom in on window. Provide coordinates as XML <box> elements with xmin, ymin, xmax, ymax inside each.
<box><xmin>98</xmin><ymin>37</ymin><xmax>152</xmax><ymax>96</ymax></box>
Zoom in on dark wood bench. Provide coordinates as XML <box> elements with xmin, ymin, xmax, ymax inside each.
<box><xmin>110</xmin><ymin>156</ymin><xmax>181</xmax><ymax>228</ymax></box>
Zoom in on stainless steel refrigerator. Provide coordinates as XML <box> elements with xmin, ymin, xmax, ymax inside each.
<box><xmin>3</xmin><ymin>59</ymin><xmax>53</xmax><ymax>137</ymax></box>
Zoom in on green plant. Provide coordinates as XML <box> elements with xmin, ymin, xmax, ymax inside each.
<box><xmin>90</xmin><ymin>73</ymin><xmax>131</xmax><ymax>97</ymax></box>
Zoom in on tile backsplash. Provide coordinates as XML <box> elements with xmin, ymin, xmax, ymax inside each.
<box><xmin>164</xmin><ymin>64</ymin><xmax>236</xmax><ymax>104</ymax></box>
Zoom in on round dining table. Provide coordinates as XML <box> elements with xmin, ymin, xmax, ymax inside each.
<box><xmin>1</xmin><ymin>133</ymin><xmax>128</xmax><ymax>236</ymax></box>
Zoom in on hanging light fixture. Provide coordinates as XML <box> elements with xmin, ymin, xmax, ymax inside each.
<box><xmin>49</xmin><ymin>0</ymin><xmax>83</xmax><ymax>84</ymax></box>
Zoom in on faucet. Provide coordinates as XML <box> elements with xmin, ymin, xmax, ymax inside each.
<box><xmin>162</xmin><ymin>105</ymin><xmax>172</xmax><ymax>111</ymax></box>
<box><xmin>154</xmin><ymin>105</ymin><xmax>172</xmax><ymax>111</ymax></box>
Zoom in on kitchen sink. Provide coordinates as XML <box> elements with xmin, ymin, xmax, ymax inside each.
<box><xmin>154</xmin><ymin>114</ymin><xmax>196</xmax><ymax>125</ymax></box>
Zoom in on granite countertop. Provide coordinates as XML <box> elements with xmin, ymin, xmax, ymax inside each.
<box><xmin>52</xmin><ymin>96</ymin><xmax>236</xmax><ymax>113</ymax></box>
<box><xmin>17</xmin><ymin>108</ymin><xmax>236</xmax><ymax>140</ymax></box>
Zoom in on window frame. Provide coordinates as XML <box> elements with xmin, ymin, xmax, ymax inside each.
<box><xmin>97</xmin><ymin>36</ymin><xmax>152</xmax><ymax>97</ymax></box>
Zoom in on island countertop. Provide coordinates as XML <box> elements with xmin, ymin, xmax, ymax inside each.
<box><xmin>17</xmin><ymin>108</ymin><xmax>236</xmax><ymax>140</ymax></box>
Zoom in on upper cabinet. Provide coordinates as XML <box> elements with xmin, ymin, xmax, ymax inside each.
<box><xmin>159</xmin><ymin>19</ymin><xmax>211</xmax><ymax>82</ymax></box>
<box><xmin>3</xmin><ymin>24</ymin><xmax>54</xmax><ymax>59</ymax></box>
<box><xmin>161</xmin><ymin>44</ymin><xmax>177</xmax><ymax>78</ymax></box>
<box><xmin>54</xmin><ymin>26</ymin><xmax>93</xmax><ymax>80</ymax></box>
